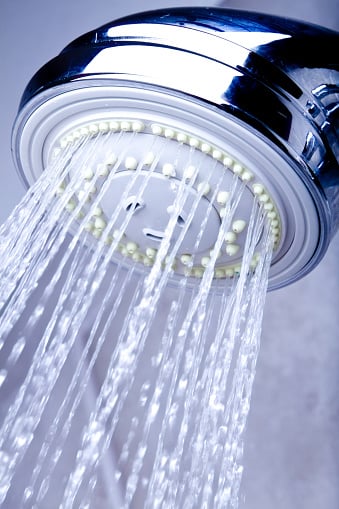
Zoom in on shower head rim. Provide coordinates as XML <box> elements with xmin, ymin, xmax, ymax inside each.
<box><xmin>12</xmin><ymin>78</ymin><xmax>330</xmax><ymax>290</ymax></box>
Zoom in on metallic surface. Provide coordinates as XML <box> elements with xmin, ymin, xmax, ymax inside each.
<box><xmin>12</xmin><ymin>8</ymin><xmax>339</xmax><ymax>287</ymax></box>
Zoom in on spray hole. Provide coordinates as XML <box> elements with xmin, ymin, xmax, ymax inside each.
<box><xmin>167</xmin><ymin>206</ymin><xmax>186</xmax><ymax>227</ymax></box>
<box><xmin>143</xmin><ymin>228</ymin><xmax>165</xmax><ymax>242</ymax></box>
<box><xmin>177</xmin><ymin>215</ymin><xmax>185</xmax><ymax>227</ymax></box>
<box><xmin>124</xmin><ymin>196</ymin><xmax>144</xmax><ymax>214</ymax></box>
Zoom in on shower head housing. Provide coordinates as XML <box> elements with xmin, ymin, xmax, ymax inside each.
<box><xmin>12</xmin><ymin>8</ymin><xmax>339</xmax><ymax>290</ymax></box>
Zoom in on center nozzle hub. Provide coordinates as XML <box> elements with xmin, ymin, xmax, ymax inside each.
<box><xmin>100</xmin><ymin>171</ymin><xmax>221</xmax><ymax>256</ymax></box>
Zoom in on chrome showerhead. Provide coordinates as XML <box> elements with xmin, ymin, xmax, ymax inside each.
<box><xmin>12</xmin><ymin>8</ymin><xmax>339</xmax><ymax>289</ymax></box>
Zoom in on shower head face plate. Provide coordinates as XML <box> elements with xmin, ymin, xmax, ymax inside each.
<box><xmin>53</xmin><ymin>122</ymin><xmax>272</xmax><ymax>280</ymax></box>
<box><xmin>13</xmin><ymin>81</ymin><xmax>322</xmax><ymax>289</ymax></box>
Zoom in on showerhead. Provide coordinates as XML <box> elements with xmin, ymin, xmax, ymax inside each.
<box><xmin>12</xmin><ymin>8</ymin><xmax>339</xmax><ymax>290</ymax></box>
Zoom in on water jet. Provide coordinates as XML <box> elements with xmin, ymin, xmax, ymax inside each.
<box><xmin>0</xmin><ymin>7</ymin><xmax>338</xmax><ymax>508</ymax></box>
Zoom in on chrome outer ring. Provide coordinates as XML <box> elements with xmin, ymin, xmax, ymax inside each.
<box><xmin>12</xmin><ymin>80</ymin><xmax>327</xmax><ymax>289</ymax></box>
<box><xmin>12</xmin><ymin>8</ymin><xmax>339</xmax><ymax>288</ymax></box>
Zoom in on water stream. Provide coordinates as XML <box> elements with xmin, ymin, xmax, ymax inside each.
<box><xmin>0</xmin><ymin>127</ymin><xmax>273</xmax><ymax>508</ymax></box>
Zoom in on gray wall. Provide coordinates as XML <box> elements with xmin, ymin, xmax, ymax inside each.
<box><xmin>1</xmin><ymin>1</ymin><xmax>338</xmax><ymax>508</ymax></box>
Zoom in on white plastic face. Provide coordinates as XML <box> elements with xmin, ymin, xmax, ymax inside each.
<box><xmin>52</xmin><ymin>117</ymin><xmax>280</xmax><ymax>279</ymax></box>
<box><xmin>16</xmin><ymin>81</ymin><xmax>320</xmax><ymax>288</ymax></box>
